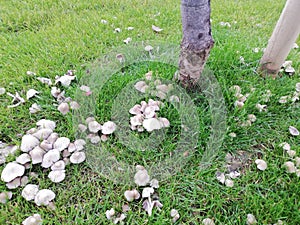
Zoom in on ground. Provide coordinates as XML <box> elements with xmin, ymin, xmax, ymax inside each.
<box><xmin>0</xmin><ymin>0</ymin><xmax>299</xmax><ymax>224</ymax></box>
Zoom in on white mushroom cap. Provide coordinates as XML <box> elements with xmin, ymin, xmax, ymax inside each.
<box><xmin>85</xmin><ymin>116</ymin><xmax>95</xmax><ymax>123</ymax></box>
<box><xmin>29</xmin><ymin>146</ymin><xmax>45</xmax><ymax>164</ymax></box>
<box><xmin>34</xmin><ymin>189</ymin><xmax>55</xmax><ymax>206</ymax></box>
<box><xmin>142</xmin><ymin>187</ymin><xmax>154</xmax><ymax>198</ymax></box>
<box><xmin>55</xmin><ymin>75</ymin><xmax>76</xmax><ymax>87</ymax></box>
<box><xmin>70</xmin><ymin>101</ymin><xmax>80</xmax><ymax>110</ymax></box>
<box><xmin>16</xmin><ymin>153</ymin><xmax>31</xmax><ymax>165</ymax></box>
<box><xmin>51</xmin><ymin>160</ymin><xmax>65</xmax><ymax>171</ymax></box>
<box><xmin>113</xmin><ymin>213</ymin><xmax>126</xmax><ymax>224</ymax></box>
<box><xmin>143</xmin><ymin>106</ymin><xmax>157</xmax><ymax>118</ymax></box>
<box><xmin>134</xmin><ymin>81</ymin><xmax>148</xmax><ymax>93</ymax></box>
<box><xmin>134</xmin><ymin>167</ymin><xmax>150</xmax><ymax>186</ymax></box>
<box><xmin>21</xmin><ymin>135</ymin><xmax>40</xmax><ymax>152</ymax></box>
<box><xmin>202</xmin><ymin>218</ymin><xmax>215</xmax><ymax>225</ymax></box>
<box><xmin>0</xmin><ymin>191</ymin><xmax>12</xmax><ymax>204</ymax></box>
<box><xmin>216</xmin><ymin>171</ymin><xmax>226</xmax><ymax>184</ymax></box>
<box><xmin>36</xmin><ymin>119</ymin><xmax>56</xmax><ymax>130</ymax></box>
<box><xmin>47</xmin><ymin>133</ymin><xmax>59</xmax><ymax>145</ymax></box>
<box><xmin>88</xmin><ymin>134</ymin><xmax>101</xmax><ymax>144</ymax></box>
<box><xmin>124</xmin><ymin>189</ymin><xmax>140</xmax><ymax>202</ymax></box>
<box><xmin>144</xmin><ymin>45</ymin><xmax>153</xmax><ymax>51</ymax></box>
<box><xmin>142</xmin><ymin>118</ymin><xmax>161</xmax><ymax>132</ymax></box>
<box><xmin>78</xmin><ymin>124</ymin><xmax>87</xmax><ymax>132</ymax></box>
<box><xmin>74</xmin><ymin>139</ymin><xmax>86</xmax><ymax>151</ymax></box>
<box><xmin>105</xmin><ymin>208</ymin><xmax>115</xmax><ymax>220</ymax></box>
<box><xmin>246</xmin><ymin>214</ymin><xmax>257</xmax><ymax>225</ymax></box>
<box><xmin>22</xmin><ymin>213</ymin><xmax>42</xmax><ymax>225</ymax></box>
<box><xmin>156</xmin><ymin>84</ymin><xmax>169</xmax><ymax>93</ymax></box>
<box><xmin>26</xmin><ymin>89</ymin><xmax>39</xmax><ymax>100</ymax></box>
<box><xmin>101</xmin><ymin>135</ymin><xmax>108</xmax><ymax>142</ymax></box>
<box><xmin>68</xmin><ymin>143</ymin><xmax>76</xmax><ymax>153</ymax></box>
<box><xmin>101</xmin><ymin>121</ymin><xmax>117</xmax><ymax>135</ymax></box>
<box><xmin>289</xmin><ymin>126</ymin><xmax>299</xmax><ymax>136</ymax></box>
<box><xmin>150</xmin><ymin>178</ymin><xmax>159</xmax><ymax>188</ymax></box>
<box><xmin>57</xmin><ymin>102</ymin><xmax>70</xmax><ymax>115</ymax></box>
<box><xmin>159</xmin><ymin>118</ymin><xmax>170</xmax><ymax>128</ymax></box>
<box><xmin>33</xmin><ymin>129</ymin><xmax>53</xmax><ymax>140</ymax></box>
<box><xmin>225</xmin><ymin>179</ymin><xmax>234</xmax><ymax>187</ymax></box>
<box><xmin>6</xmin><ymin>177</ymin><xmax>21</xmax><ymax>189</ymax></box>
<box><xmin>284</xmin><ymin>161</ymin><xmax>296</xmax><ymax>173</ymax></box>
<box><xmin>255</xmin><ymin>159</ymin><xmax>267</xmax><ymax>171</ymax></box>
<box><xmin>70</xmin><ymin>151</ymin><xmax>86</xmax><ymax>164</ymax></box>
<box><xmin>62</xmin><ymin>149</ymin><xmax>71</xmax><ymax>158</ymax></box>
<box><xmin>88</xmin><ymin>121</ymin><xmax>102</xmax><ymax>133</ymax></box>
<box><xmin>48</xmin><ymin>170</ymin><xmax>66</xmax><ymax>183</ymax></box>
<box><xmin>54</xmin><ymin>137</ymin><xmax>70</xmax><ymax>151</ymax></box>
<box><xmin>1</xmin><ymin>162</ymin><xmax>25</xmax><ymax>182</ymax></box>
<box><xmin>41</xmin><ymin>149</ymin><xmax>60</xmax><ymax>168</ymax></box>
<box><xmin>22</xmin><ymin>184</ymin><xmax>39</xmax><ymax>201</ymax></box>
<box><xmin>130</xmin><ymin>115</ymin><xmax>144</xmax><ymax>127</ymax></box>
<box><xmin>39</xmin><ymin>140</ymin><xmax>53</xmax><ymax>151</ymax></box>
<box><xmin>129</xmin><ymin>104</ymin><xmax>142</xmax><ymax>115</ymax></box>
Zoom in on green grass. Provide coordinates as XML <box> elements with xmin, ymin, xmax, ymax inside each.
<box><xmin>1</xmin><ymin>0</ymin><xmax>300</xmax><ymax>224</ymax></box>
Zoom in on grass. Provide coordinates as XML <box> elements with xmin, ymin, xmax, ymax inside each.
<box><xmin>0</xmin><ymin>0</ymin><xmax>300</xmax><ymax>224</ymax></box>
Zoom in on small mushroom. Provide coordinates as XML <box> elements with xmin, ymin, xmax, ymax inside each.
<box><xmin>0</xmin><ymin>191</ymin><xmax>12</xmax><ymax>204</ymax></box>
<box><xmin>70</xmin><ymin>101</ymin><xmax>80</xmax><ymax>110</ymax></box>
<box><xmin>33</xmin><ymin>129</ymin><xmax>53</xmax><ymax>140</ymax></box>
<box><xmin>144</xmin><ymin>45</ymin><xmax>153</xmax><ymax>52</ymax></box>
<box><xmin>40</xmin><ymin>140</ymin><xmax>53</xmax><ymax>151</ymax></box>
<box><xmin>124</xmin><ymin>189</ymin><xmax>140</xmax><ymax>202</ymax></box>
<box><xmin>134</xmin><ymin>166</ymin><xmax>150</xmax><ymax>186</ymax></box>
<box><xmin>21</xmin><ymin>135</ymin><xmax>40</xmax><ymax>152</ymax></box>
<box><xmin>152</xmin><ymin>25</ymin><xmax>163</xmax><ymax>32</ymax></box>
<box><xmin>90</xmin><ymin>134</ymin><xmax>101</xmax><ymax>144</ymax></box>
<box><xmin>113</xmin><ymin>214</ymin><xmax>126</xmax><ymax>224</ymax></box>
<box><xmin>54</xmin><ymin>137</ymin><xmax>70</xmax><ymax>151</ymax></box>
<box><xmin>20</xmin><ymin>176</ymin><xmax>29</xmax><ymax>186</ymax></box>
<box><xmin>48</xmin><ymin>170</ymin><xmax>66</xmax><ymax>183</ymax></box>
<box><xmin>170</xmin><ymin>209</ymin><xmax>180</xmax><ymax>223</ymax></box>
<box><xmin>202</xmin><ymin>218</ymin><xmax>215</xmax><ymax>225</ymax></box>
<box><xmin>134</xmin><ymin>81</ymin><xmax>148</xmax><ymax>93</ymax></box>
<box><xmin>246</xmin><ymin>214</ymin><xmax>257</xmax><ymax>225</ymax></box>
<box><xmin>0</xmin><ymin>87</ymin><xmax>6</xmax><ymax>95</ymax></box>
<box><xmin>51</xmin><ymin>160</ymin><xmax>65</xmax><ymax>171</ymax></box>
<box><xmin>47</xmin><ymin>132</ymin><xmax>59</xmax><ymax>144</ymax></box>
<box><xmin>1</xmin><ymin>162</ymin><xmax>25</xmax><ymax>182</ymax></box>
<box><xmin>247</xmin><ymin>114</ymin><xmax>256</xmax><ymax>122</ymax></box>
<box><xmin>26</xmin><ymin>89</ymin><xmax>39</xmax><ymax>100</ymax></box>
<box><xmin>101</xmin><ymin>135</ymin><xmax>108</xmax><ymax>142</ymax></box>
<box><xmin>159</xmin><ymin>118</ymin><xmax>170</xmax><ymax>128</ymax></box>
<box><xmin>55</xmin><ymin>74</ymin><xmax>76</xmax><ymax>87</ymax></box>
<box><xmin>70</xmin><ymin>151</ymin><xmax>86</xmax><ymax>164</ymax></box>
<box><xmin>129</xmin><ymin>104</ymin><xmax>142</xmax><ymax>115</ymax></box>
<box><xmin>88</xmin><ymin>121</ymin><xmax>102</xmax><ymax>133</ymax></box>
<box><xmin>142</xmin><ymin>187</ymin><xmax>154</xmax><ymax>198</ymax></box>
<box><xmin>150</xmin><ymin>179</ymin><xmax>159</xmax><ymax>188</ymax></box>
<box><xmin>102</xmin><ymin>121</ymin><xmax>117</xmax><ymax>135</ymax></box>
<box><xmin>225</xmin><ymin>179</ymin><xmax>234</xmax><ymax>187</ymax></box>
<box><xmin>34</xmin><ymin>189</ymin><xmax>55</xmax><ymax>206</ymax></box>
<box><xmin>41</xmin><ymin>149</ymin><xmax>60</xmax><ymax>168</ymax></box>
<box><xmin>29</xmin><ymin>103</ymin><xmax>42</xmax><ymax>114</ymax></box>
<box><xmin>289</xmin><ymin>126</ymin><xmax>299</xmax><ymax>136</ymax></box>
<box><xmin>16</xmin><ymin>153</ymin><xmax>31</xmax><ymax>165</ymax></box>
<box><xmin>105</xmin><ymin>208</ymin><xmax>115</xmax><ymax>220</ymax></box>
<box><xmin>256</xmin><ymin>103</ymin><xmax>267</xmax><ymax>112</ymax></box>
<box><xmin>144</xmin><ymin>106</ymin><xmax>157</xmax><ymax>118</ymax></box>
<box><xmin>6</xmin><ymin>177</ymin><xmax>21</xmax><ymax>189</ymax></box>
<box><xmin>22</xmin><ymin>184</ymin><xmax>39</xmax><ymax>201</ymax></box>
<box><xmin>37</xmin><ymin>77</ymin><xmax>52</xmax><ymax>85</ymax></box>
<box><xmin>255</xmin><ymin>159</ymin><xmax>267</xmax><ymax>171</ymax></box>
<box><xmin>143</xmin><ymin>118</ymin><xmax>161</xmax><ymax>132</ymax></box>
<box><xmin>22</xmin><ymin>213</ymin><xmax>42</xmax><ymax>225</ymax></box>
<box><xmin>78</xmin><ymin>124</ymin><xmax>87</xmax><ymax>132</ymax></box>
<box><xmin>36</xmin><ymin>119</ymin><xmax>56</xmax><ymax>130</ymax></box>
<box><xmin>68</xmin><ymin>143</ymin><xmax>76</xmax><ymax>153</ymax></box>
<box><xmin>284</xmin><ymin>161</ymin><xmax>296</xmax><ymax>173</ymax></box>
<box><xmin>74</xmin><ymin>139</ymin><xmax>86</xmax><ymax>151</ymax></box>
<box><xmin>57</xmin><ymin>102</ymin><xmax>70</xmax><ymax>115</ymax></box>
<box><xmin>216</xmin><ymin>171</ymin><xmax>226</xmax><ymax>184</ymax></box>
<box><xmin>130</xmin><ymin>115</ymin><xmax>144</xmax><ymax>127</ymax></box>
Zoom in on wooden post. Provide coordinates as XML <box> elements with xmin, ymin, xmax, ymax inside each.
<box><xmin>259</xmin><ymin>0</ymin><xmax>300</xmax><ymax>77</ymax></box>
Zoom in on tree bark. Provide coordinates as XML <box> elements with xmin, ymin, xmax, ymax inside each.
<box><xmin>178</xmin><ymin>0</ymin><xmax>214</xmax><ymax>87</ymax></box>
<box><xmin>259</xmin><ymin>0</ymin><xmax>300</xmax><ymax>77</ymax></box>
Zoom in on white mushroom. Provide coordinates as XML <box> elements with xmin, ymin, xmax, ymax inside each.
<box><xmin>37</xmin><ymin>77</ymin><xmax>52</xmax><ymax>85</ymax></box>
<box><xmin>102</xmin><ymin>121</ymin><xmax>117</xmax><ymax>135</ymax></box>
<box><xmin>124</xmin><ymin>189</ymin><xmax>140</xmax><ymax>202</ymax></box>
<box><xmin>41</xmin><ymin>149</ymin><xmax>60</xmax><ymax>168</ymax></box>
<box><xmin>26</xmin><ymin>89</ymin><xmax>39</xmax><ymax>100</ymax></box>
<box><xmin>34</xmin><ymin>189</ymin><xmax>55</xmax><ymax>206</ymax></box>
<box><xmin>36</xmin><ymin>119</ymin><xmax>56</xmax><ymax>130</ymax></box>
<box><xmin>255</xmin><ymin>159</ymin><xmax>267</xmax><ymax>171</ymax></box>
<box><xmin>256</xmin><ymin>103</ymin><xmax>267</xmax><ymax>112</ymax></box>
<box><xmin>74</xmin><ymin>139</ymin><xmax>86</xmax><ymax>151</ymax></box>
<box><xmin>248</xmin><ymin>114</ymin><xmax>257</xmax><ymax>122</ymax></box>
<box><xmin>6</xmin><ymin>177</ymin><xmax>21</xmax><ymax>189</ymax></box>
<box><xmin>152</xmin><ymin>24</ymin><xmax>163</xmax><ymax>32</ymax></box>
<box><xmin>101</xmin><ymin>135</ymin><xmax>108</xmax><ymax>142</ymax></box>
<box><xmin>170</xmin><ymin>209</ymin><xmax>180</xmax><ymax>223</ymax></box>
<box><xmin>105</xmin><ymin>208</ymin><xmax>115</xmax><ymax>220</ymax></box>
<box><xmin>144</xmin><ymin>45</ymin><xmax>153</xmax><ymax>52</ymax></box>
<box><xmin>143</xmin><ymin>106</ymin><xmax>157</xmax><ymax>118</ymax></box>
<box><xmin>1</xmin><ymin>162</ymin><xmax>25</xmax><ymax>182</ymax></box>
<box><xmin>284</xmin><ymin>161</ymin><xmax>296</xmax><ymax>173</ymax></box>
<box><xmin>295</xmin><ymin>157</ymin><xmax>300</xmax><ymax>167</ymax></box>
<box><xmin>134</xmin><ymin>81</ymin><xmax>148</xmax><ymax>93</ymax></box>
<box><xmin>150</xmin><ymin>179</ymin><xmax>159</xmax><ymax>188</ymax></box>
<box><xmin>22</xmin><ymin>184</ymin><xmax>39</xmax><ymax>201</ymax></box>
<box><xmin>57</xmin><ymin>102</ymin><xmax>70</xmax><ymax>115</ymax></box>
<box><xmin>225</xmin><ymin>179</ymin><xmax>234</xmax><ymax>187</ymax></box>
<box><xmin>202</xmin><ymin>218</ymin><xmax>215</xmax><ymax>225</ymax></box>
<box><xmin>129</xmin><ymin>104</ymin><xmax>142</xmax><ymax>115</ymax></box>
<box><xmin>70</xmin><ymin>101</ymin><xmax>80</xmax><ymax>110</ymax></box>
<box><xmin>246</xmin><ymin>214</ymin><xmax>257</xmax><ymax>224</ymax></box>
<box><xmin>70</xmin><ymin>151</ymin><xmax>86</xmax><ymax>164</ymax></box>
<box><xmin>130</xmin><ymin>115</ymin><xmax>144</xmax><ymax>127</ymax></box>
<box><xmin>90</xmin><ymin>134</ymin><xmax>101</xmax><ymax>144</ymax></box>
<box><xmin>48</xmin><ymin>170</ymin><xmax>66</xmax><ymax>183</ymax></box>
<box><xmin>51</xmin><ymin>160</ymin><xmax>65</xmax><ymax>171</ymax></box>
<box><xmin>53</xmin><ymin>137</ymin><xmax>70</xmax><ymax>151</ymax></box>
<box><xmin>40</xmin><ymin>140</ymin><xmax>53</xmax><ymax>151</ymax></box>
<box><xmin>16</xmin><ymin>153</ymin><xmax>31</xmax><ymax>165</ymax></box>
<box><xmin>85</xmin><ymin>117</ymin><xmax>95</xmax><ymax>123</ymax></box>
<box><xmin>0</xmin><ymin>191</ymin><xmax>12</xmax><ymax>204</ymax></box>
<box><xmin>143</xmin><ymin>118</ymin><xmax>161</xmax><ymax>132</ymax></box>
<box><xmin>22</xmin><ymin>213</ymin><xmax>42</xmax><ymax>225</ymax></box>
<box><xmin>113</xmin><ymin>214</ymin><xmax>126</xmax><ymax>224</ymax></box>
<box><xmin>289</xmin><ymin>126</ymin><xmax>299</xmax><ymax>136</ymax></box>
<box><xmin>20</xmin><ymin>176</ymin><xmax>29</xmax><ymax>186</ymax></box>
<box><xmin>88</xmin><ymin>121</ymin><xmax>102</xmax><ymax>133</ymax></box>
<box><xmin>287</xmin><ymin>150</ymin><xmax>296</xmax><ymax>157</ymax></box>
<box><xmin>0</xmin><ymin>87</ymin><xmax>6</xmax><ymax>95</ymax></box>
<box><xmin>78</xmin><ymin>124</ymin><xmax>87</xmax><ymax>132</ymax></box>
<box><xmin>29</xmin><ymin>103</ymin><xmax>42</xmax><ymax>114</ymax></box>
<box><xmin>159</xmin><ymin>118</ymin><xmax>170</xmax><ymax>128</ymax></box>
<box><xmin>20</xmin><ymin>134</ymin><xmax>40</xmax><ymax>152</ymax></box>
<box><xmin>216</xmin><ymin>171</ymin><xmax>226</xmax><ymax>184</ymax></box>
<box><xmin>134</xmin><ymin>166</ymin><xmax>150</xmax><ymax>186</ymax></box>
<box><xmin>55</xmin><ymin>75</ymin><xmax>76</xmax><ymax>87</ymax></box>
<box><xmin>296</xmin><ymin>83</ymin><xmax>300</xmax><ymax>92</ymax></box>
<box><xmin>32</xmin><ymin>129</ymin><xmax>53</xmax><ymax>140</ymax></box>
<box><xmin>142</xmin><ymin>187</ymin><xmax>154</xmax><ymax>198</ymax></box>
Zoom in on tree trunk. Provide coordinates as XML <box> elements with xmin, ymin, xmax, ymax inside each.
<box><xmin>259</xmin><ymin>0</ymin><xmax>300</xmax><ymax>77</ymax></box>
<box><xmin>178</xmin><ymin>0</ymin><xmax>214</xmax><ymax>87</ymax></box>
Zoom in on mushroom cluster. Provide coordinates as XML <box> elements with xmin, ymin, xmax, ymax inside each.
<box><xmin>22</xmin><ymin>213</ymin><xmax>42</xmax><ymax>225</ymax></box>
<box><xmin>231</xmin><ymin>85</ymin><xmax>251</xmax><ymax>109</ymax></box>
<box><xmin>129</xmin><ymin>99</ymin><xmax>170</xmax><ymax>132</ymax></box>
<box><xmin>279</xmin><ymin>142</ymin><xmax>300</xmax><ymax>176</ymax></box>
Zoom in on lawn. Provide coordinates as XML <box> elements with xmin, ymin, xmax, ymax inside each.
<box><xmin>0</xmin><ymin>0</ymin><xmax>299</xmax><ymax>224</ymax></box>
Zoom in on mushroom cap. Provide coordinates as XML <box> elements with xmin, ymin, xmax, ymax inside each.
<box><xmin>143</xmin><ymin>106</ymin><xmax>157</xmax><ymax>119</ymax></box>
<box><xmin>48</xmin><ymin>170</ymin><xmax>66</xmax><ymax>183</ymax></box>
<box><xmin>142</xmin><ymin>187</ymin><xmax>154</xmax><ymax>198</ymax></box>
<box><xmin>105</xmin><ymin>208</ymin><xmax>115</xmax><ymax>220</ymax></box>
<box><xmin>142</xmin><ymin>118</ymin><xmax>161</xmax><ymax>132</ymax></box>
<box><xmin>22</xmin><ymin>184</ymin><xmax>39</xmax><ymax>201</ymax></box>
<box><xmin>78</xmin><ymin>124</ymin><xmax>87</xmax><ymax>132</ymax></box>
<box><xmin>255</xmin><ymin>159</ymin><xmax>267</xmax><ymax>171</ymax></box>
<box><xmin>289</xmin><ymin>126</ymin><xmax>299</xmax><ymax>136</ymax></box>
<box><xmin>159</xmin><ymin>118</ymin><xmax>170</xmax><ymax>128</ymax></box>
<box><xmin>0</xmin><ymin>191</ymin><xmax>12</xmax><ymax>204</ymax></box>
<box><xmin>1</xmin><ymin>162</ymin><xmax>25</xmax><ymax>182</ymax></box>
<box><xmin>29</xmin><ymin>146</ymin><xmax>45</xmax><ymax>165</ymax></box>
<box><xmin>34</xmin><ymin>189</ymin><xmax>55</xmax><ymax>206</ymax></box>
<box><xmin>170</xmin><ymin>209</ymin><xmax>179</xmax><ymax>217</ymax></box>
<box><xmin>20</xmin><ymin>135</ymin><xmax>40</xmax><ymax>152</ymax></box>
<box><xmin>68</xmin><ymin>143</ymin><xmax>77</xmax><ymax>153</ymax></box>
<box><xmin>36</xmin><ymin>119</ymin><xmax>56</xmax><ymax>130</ymax></box>
<box><xmin>225</xmin><ymin>179</ymin><xmax>234</xmax><ymax>187</ymax></box>
<box><xmin>53</xmin><ymin>137</ymin><xmax>70</xmax><ymax>151</ymax></box>
<box><xmin>124</xmin><ymin>189</ymin><xmax>140</xmax><ymax>202</ymax></box>
<box><xmin>51</xmin><ymin>160</ymin><xmax>65</xmax><ymax>171</ymax></box>
<box><xmin>129</xmin><ymin>104</ymin><xmax>142</xmax><ymax>115</ymax></box>
<box><xmin>70</xmin><ymin>151</ymin><xmax>86</xmax><ymax>164</ymax></box>
<box><xmin>74</xmin><ymin>139</ymin><xmax>86</xmax><ymax>151</ymax></box>
<box><xmin>22</xmin><ymin>213</ymin><xmax>42</xmax><ymax>225</ymax></box>
<box><xmin>202</xmin><ymin>218</ymin><xmax>215</xmax><ymax>225</ymax></box>
<box><xmin>216</xmin><ymin>171</ymin><xmax>225</xmax><ymax>184</ymax></box>
<box><xmin>55</xmin><ymin>75</ymin><xmax>76</xmax><ymax>87</ymax></box>
<box><xmin>89</xmin><ymin>134</ymin><xmax>101</xmax><ymax>144</ymax></box>
<box><xmin>134</xmin><ymin>81</ymin><xmax>148</xmax><ymax>93</ymax></box>
<box><xmin>284</xmin><ymin>161</ymin><xmax>296</xmax><ymax>173</ymax></box>
<box><xmin>26</xmin><ymin>89</ymin><xmax>39</xmax><ymax>100</ymax></box>
<box><xmin>39</xmin><ymin>140</ymin><xmax>53</xmax><ymax>151</ymax></box>
<box><xmin>33</xmin><ymin>129</ymin><xmax>53</xmax><ymax>140</ymax></box>
<box><xmin>6</xmin><ymin>177</ymin><xmax>21</xmax><ymax>189</ymax></box>
<box><xmin>101</xmin><ymin>121</ymin><xmax>117</xmax><ymax>135</ymax></box>
<box><xmin>57</xmin><ymin>102</ymin><xmax>70</xmax><ymax>115</ymax></box>
<box><xmin>144</xmin><ymin>45</ymin><xmax>153</xmax><ymax>51</ymax></box>
<box><xmin>134</xmin><ymin>168</ymin><xmax>150</xmax><ymax>186</ymax></box>
<box><xmin>16</xmin><ymin>153</ymin><xmax>31</xmax><ymax>165</ymax></box>
<box><xmin>246</xmin><ymin>214</ymin><xmax>257</xmax><ymax>225</ymax></box>
<box><xmin>41</xmin><ymin>149</ymin><xmax>60</xmax><ymax>168</ymax></box>
<box><xmin>88</xmin><ymin>121</ymin><xmax>102</xmax><ymax>133</ymax></box>
<box><xmin>70</xmin><ymin>101</ymin><xmax>80</xmax><ymax>110</ymax></box>
<box><xmin>130</xmin><ymin>115</ymin><xmax>144</xmax><ymax>127</ymax></box>
<box><xmin>150</xmin><ymin>178</ymin><xmax>159</xmax><ymax>189</ymax></box>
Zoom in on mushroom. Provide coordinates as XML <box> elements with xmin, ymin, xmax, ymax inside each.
<box><xmin>20</xmin><ymin>176</ymin><xmax>29</xmax><ymax>186</ymax></box>
<box><xmin>41</xmin><ymin>149</ymin><xmax>60</xmax><ymax>168</ymax></box>
<box><xmin>101</xmin><ymin>121</ymin><xmax>117</xmax><ymax>135</ymax></box>
<box><xmin>0</xmin><ymin>191</ymin><xmax>12</xmax><ymax>204</ymax></box>
<box><xmin>216</xmin><ymin>171</ymin><xmax>226</xmax><ymax>184</ymax></box>
<box><xmin>48</xmin><ymin>170</ymin><xmax>66</xmax><ymax>183</ymax></box>
<box><xmin>143</xmin><ymin>106</ymin><xmax>157</xmax><ymax>118</ymax></box>
<box><xmin>202</xmin><ymin>218</ymin><xmax>215</xmax><ymax>225</ymax></box>
<box><xmin>130</xmin><ymin>115</ymin><xmax>144</xmax><ymax>127</ymax></box>
<box><xmin>170</xmin><ymin>209</ymin><xmax>180</xmax><ymax>223</ymax></box>
<box><xmin>256</xmin><ymin>103</ymin><xmax>267</xmax><ymax>112</ymax></box>
<box><xmin>124</xmin><ymin>189</ymin><xmax>140</xmax><ymax>202</ymax></box>
<box><xmin>22</xmin><ymin>184</ymin><xmax>39</xmax><ymax>201</ymax></box>
<box><xmin>55</xmin><ymin>74</ymin><xmax>76</xmax><ymax>87</ymax></box>
<box><xmin>20</xmin><ymin>134</ymin><xmax>40</xmax><ymax>152</ymax></box>
<box><xmin>101</xmin><ymin>135</ymin><xmax>108</xmax><ymax>142</ymax></box>
<box><xmin>152</xmin><ymin>25</ymin><xmax>163</xmax><ymax>32</ymax></box>
<box><xmin>113</xmin><ymin>214</ymin><xmax>126</xmax><ymax>224</ymax></box>
<box><xmin>33</xmin><ymin>129</ymin><xmax>53</xmax><ymax>140</ymax></box>
<box><xmin>70</xmin><ymin>151</ymin><xmax>86</xmax><ymax>164</ymax></box>
<box><xmin>142</xmin><ymin>118</ymin><xmax>161</xmax><ymax>132</ymax></box>
<box><xmin>150</xmin><ymin>179</ymin><xmax>159</xmax><ymax>189</ymax></box>
<box><xmin>51</xmin><ymin>160</ymin><xmax>65</xmax><ymax>171</ymax></box>
<box><xmin>37</xmin><ymin>77</ymin><xmax>52</xmax><ymax>85</ymax></box>
<box><xmin>22</xmin><ymin>213</ymin><xmax>42</xmax><ymax>225</ymax></box>
<box><xmin>134</xmin><ymin>81</ymin><xmax>148</xmax><ymax>93</ymax></box>
<box><xmin>246</xmin><ymin>214</ymin><xmax>257</xmax><ymax>225</ymax></box>
<box><xmin>78</xmin><ymin>124</ymin><xmax>87</xmax><ymax>132</ymax></box>
<box><xmin>105</xmin><ymin>208</ymin><xmax>115</xmax><ymax>220</ymax></box>
<box><xmin>70</xmin><ymin>101</ymin><xmax>80</xmax><ymax>110</ymax></box>
<box><xmin>169</xmin><ymin>95</ymin><xmax>180</xmax><ymax>102</ymax></box>
<box><xmin>159</xmin><ymin>118</ymin><xmax>170</xmax><ymax>128</ymax></box>
<box><xmin>16</xmin><ymin>153</ymin><xmax>31</xmax><ymax>165</ymax></box>
<box><xmin>89</xmin><ymin>134</ymin><xmax>101</xmax><ymax>144</ymax></box>
<box><xmin>255</xmin><ymin>159</ymin><xmax>267</xmax><ymax>171</ymax></box>
<box><xmin>88</xmin><ymin>121</ymin><xmax>102</xmax><ymax>133</ymax></box>
<box><xmin>1</xmin><ymin>162</ymin><xmax>25</xmax><ymax>182</ymax></box>
<box><xmin>129</xmin><ymin>104</ymin><xmax>142</xmax><ymax>115</ymax></box>
<box><xmin>225</xmin><ymin>179</ymin><xmax>234</xmax><ymax>187</ymax></box>
<box><xmin>36</xmin><ymin>119</ymin><xmax>56</xmax><ymax>130</ymax></box>
<box><xmin>40</xmin><ymin>140</ymin><xmax>53</xmax><ymax>151</ymax></box>
<box><xmin>0</xmin><ymin>87</ymin><xmax>5</xmax><ymax>95</ymax></box>
<box><xmin>34</xmin><ymin>189</ymin><xmax>55</xmax><ymax>206</ymax></box>
<box><xmin>296</xmin><ymin>83</ymin><xmax>300</xmax><ymax>92</ymax></box>
<box><xmin>29</xmin><ymin>147</ymin><xmax>45</xmax><ymax>164</ymax></box>
<box><xmin>144</xmin><ymin>45</ymin><xmax>153</xmax><ymax>52</ymax></box>
<box><xmin>142</xmin><ymin>187</ymin><xmax>154</xmax><ymax>198</ymax></box>
<box><xmin>29</xmin><ymin>103</ymin><xmax>42</xmax><ymax>114</ymax></box>
<box><xmin>134</xmin><ymin>166</ymin><xmax>150</xmax><ymax>186</ymax></box>
<box><xmin>57</xmin><ymin>102</ymin><xmax>70</xmax><ymax>115</ymax></box>
<box><xmin>26</xmin><ymin>89</ymin><xmax>39</xmax><ymax>100</ymax></box>
<box><xmin>6</xmin><ymin>177</ymin><xmax>21</xmax><ymax>189</ymax></box>
<box><xmin>295</xmin><ymin>157</ymin><xmax>300</xmax><ymax>167</ymax></box>
<box><xmin>47</xmin><ymin>132</ymin><xmax>59</xmax><ymax>144</ymax></box>
<box><xmin>247</xmin><ymin>114</ymin><xmax>256</xmax><ymax>122</ymax></box>
<box><xmin>289</xmin><ymin>126</ymin><xmax>299</xmax><ymax>136</ymax></box>
<box><xmin>74</xmin><ymin>139</ymin><xmax>86</xmax><ymax>151</ymax></box>
<box><xmin>68</xmin><ymin>143</ymin><xmax>76</xmax><ymax>153</ymax></box>
<box><xmin>142</xmin><ymin>199</ymin><xmax>163</xmax><ymax>216</ymax></box>
<box><xmin>85</xmin><ymin>117</ymin><xmax>95</xmax><ymax>123</ymax></box>
<box><xmin>284</xmin><ymin>161</ymin><xmax>296</xmax><ymax>173</ymax></box>
<box><xmin>54</xmin><ymin>137</ymin><xmax>70</xmax><ymax>151</ymax></box>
